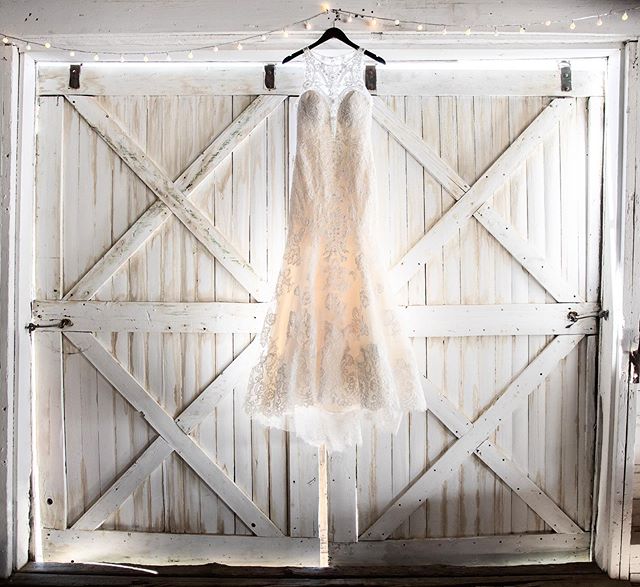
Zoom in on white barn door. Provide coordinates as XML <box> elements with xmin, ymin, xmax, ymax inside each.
<box><xmin>32</xmin><ymin>91</ymin><xmax>320</xmax><ymax>565</ymax></box>
<box><xmin>32</xmin><ymin>59</ymin><xmax>606</xmax><ymax>567</ymax></box>
<box><xmin>327</xmin><ymin>89</ymin><xmax>605</xmax><ymax>563</ymax></box>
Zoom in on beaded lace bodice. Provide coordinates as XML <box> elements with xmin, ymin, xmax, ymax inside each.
<box><xmin>301</xmin><ymin>45</ymin><xmax>369</xmax><ymax>136</ymax></box>
<box><xmin>243</xmin><ymin>46</ymin><xmax>427</xmax><ymax>453</ymax></box>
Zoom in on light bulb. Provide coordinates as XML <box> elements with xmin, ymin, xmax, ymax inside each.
<box><xmin>283</xmin><ymin>29</ymin><xmax>288</xmax><ymax>37</ymax></box>
<box><xmin>237</xmin><ymin>42</ymin><xmax>243</xmax><ymax>50</ymax></box>
<box><xmin>465</xmin><ymin>26</ymin><xmax>471</xmax><ymax>35</ymax></box>
<box><xmin>394</xmin><ymin>19</ymin><xmax>400</xmax><ymax>25</ymax></box>
<box><xmin>2</xmin><ymin>37</ymin><xmax>9</xmax><ymax>44</ymax></box>
<box><xmin>304</xmin><ymin>21</ymin><xmax>311</xmax><ymax>29</ymax></box>
<box><xmin>166</xmin><ymin>52</ymin><xmax>171</xmax><ymax>61</ymax></box>
<box><xmin>187</xmin><ymin>50</ymin><xmax>194</xmax><ymax>58</ymax></box>
<box><xmin>44</xmin><ymin>41</ymin><xmax>51</xmax><ymax>48</ymax></box>
<box><xmin>545</xmin><ymin>19</ymin><xmax>552</xmax><ymax>26</ymax></box>
<box><xmin>596</xmin><ymin>15</ymin><xmax>603</xmax><ymax>26</ymax></box>
<box><xmin>347</xmin><ymin>15</ymin><xmax>353</xmax><ymax>22</ymax></box>
<box><xmin>93</xmin><ymin>53</ymin><xmax>99</xmax><ymax>60</ymax></box>
<box><xmin>119</xmin><ymin>54</ymin><xmax>124</xmax><ymax>62</ymax></box>
<box><xmin>622</xmin><ymin>11</ymin><xmax>629</xmax><ymax>21</ymax></box>
<box><xmin>213</xmin><ymin>46</ymin><xmax>219</xmax><ymax>52</ymax></box>
<box><xmin>25</xmin><ymin>44</ymin><xmax>31</xmax><ymax>50</ymax></box>
<box><xmin>417</xmin><ymin>23</ymin><xmax>423</xmax><ymax>31</ymax></box>
<box><xmin>442</xmin><ymin>26</ymin><xmax>447</xmax><ymax>35</ymax></box>
<box><xmin>493</xmin><ymin>27</ymin><xmax>499</xmax><ymax>36</ymax></box>
<box><xmin>519</xmin><ymin>25</ymin><xmax>526</xmax><ymax>33</ymax></box>
<box><xmin>69</xmin><ymin>50</ymin><xmax>75</xmax><ymax>57</ymax></box>
<box><xmin>260</xmin><ymin>34</ymin><xmax>266</xmax><ymax>40</ymax></box>
<box><xmin>371</xmin><ymin>17</ymin><xmax>377</xmax><ymax>25</ymax></box>
<box><xmin>143</xmin><ymin>54</ymin><xmax>149</xmax><ymax>62</ymax></box>
<box><xmin>569</xmin><ymin>20</ymin><xmax>576</xmax><ymax>30</ymax></box>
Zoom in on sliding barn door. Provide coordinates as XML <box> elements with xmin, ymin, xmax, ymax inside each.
<box><xmin>327</xmin><ymin>90</ymin><xmax>605</xmax><ymax>564</ymax></box>
<box><xmin>32</xmin><ymin>92</ymin><xmax>320</xmax><ymax>565</ymax></box>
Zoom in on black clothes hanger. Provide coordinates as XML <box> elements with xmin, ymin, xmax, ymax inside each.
<box><xmin>281</xmin><ymin>15</ymin><xmax>385</xmax><ymax>65</ymax></box>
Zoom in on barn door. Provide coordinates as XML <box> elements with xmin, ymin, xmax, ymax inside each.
<box><xmin>32</xmin><ymin>92</ymin><xmax>320</xmax><ymax>565</ymax></box>
<box><xmin>328</xmin><ymin>90</ymin><xmax>605</xmax><ymax>564</ymax></box>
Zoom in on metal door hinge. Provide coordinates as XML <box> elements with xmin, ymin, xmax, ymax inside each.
<box><xmin>69</xmin><ymin>64</ymin><xmax>81</xmax><ymax>89</ymax></box>
<box><xmin>559</xmin><ymin>60</ymin><xmax>572</xmax><ymax>92</ymax></box>
<box><xmin>264</xmin><ymin>63</ymin><xmax>275</xmax><ymax>90</ymax></box>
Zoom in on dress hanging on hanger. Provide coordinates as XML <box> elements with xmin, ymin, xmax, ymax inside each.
<box><xmin>243</xmin><ymin>46</ymin><xmax>427</xmax><ymax>452</ymax></box>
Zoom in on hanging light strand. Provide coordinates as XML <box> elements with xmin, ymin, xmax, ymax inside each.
<box><xmin>1</xmin><ymin>4</ymin><xmax>637</xmax><ymax>61</ymax></box>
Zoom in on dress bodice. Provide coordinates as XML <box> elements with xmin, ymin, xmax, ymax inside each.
<box><xmin>300</xmin><ymin>46</ymin><xmax>371</xmax><ymax>137</ymax></box>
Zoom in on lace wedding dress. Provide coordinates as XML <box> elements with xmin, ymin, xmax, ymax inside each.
<box><xmin>243</xmin><ymin>46</ymin><xmax>427</xmax><ymax>452</ymax></box>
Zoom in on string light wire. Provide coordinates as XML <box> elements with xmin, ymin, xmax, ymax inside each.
<box><xmin>1</xmin><ymin>5</ymin><xmax>638</xmax><ymax>61</ymax></box>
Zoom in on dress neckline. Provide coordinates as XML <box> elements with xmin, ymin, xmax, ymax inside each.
<box><xmin>304</xmin><ymin>46</ymin><xmax>364</xmax><ymax>64</ymax></box>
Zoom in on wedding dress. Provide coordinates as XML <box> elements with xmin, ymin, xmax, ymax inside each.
<box><xmin>243</xmin><ymin>45</ymin><xmax>427</xmax><ymax>452</ymax></box>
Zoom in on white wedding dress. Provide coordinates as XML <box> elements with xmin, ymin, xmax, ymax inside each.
<box><xmin>243</xmin><ymin>46</ymin><xmax>427</xmax><ymax>452</ymax></box>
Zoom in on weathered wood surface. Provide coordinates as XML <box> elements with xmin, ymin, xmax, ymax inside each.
<box><xmin>36</xmin><ymin>61</ymin><xmax>606</xmax><ymax>97</ymax></box>
<box><xmin>31</xmin><ymin>90</ymin><xmax>603</xmax><ymax>566</ymax></box>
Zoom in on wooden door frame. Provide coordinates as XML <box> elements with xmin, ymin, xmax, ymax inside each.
<box><xmin>0</xmin><ymin>39</ymin><xmax>635</xmax><ymax>578</ymax></box>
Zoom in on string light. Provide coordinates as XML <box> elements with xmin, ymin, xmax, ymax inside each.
<box><xmin>119</xmin><ymin>54</ymin><xmax>124</xmax><ymax>62</ymax></box>
<box><xmin>1</xmin><ymin>4</ymin><xmax>637</xmax><ymax>60</ymax></box>
<box><xmin>143</xmin><ymin>54</ymin><xmax>149</xmax><ymax>62</ymax></box>
<box><xmin>237</xmin><ymin>42</ymin><xmax>243</xmax><ymax>50</ymax></box>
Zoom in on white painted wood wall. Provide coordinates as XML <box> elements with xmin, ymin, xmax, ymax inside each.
<box><xmin>30</xmin><ymin>57</ymin><xmax>606</xmax><ymax>566</ymax></box>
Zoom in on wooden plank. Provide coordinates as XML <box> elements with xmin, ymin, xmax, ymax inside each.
<box><xmin>381</xmin><ymin>98</ymin><xmax>581</xmax><ymax>303</ymax></box>
<box><xmin>361</xmin><ymin>334</ymin><xmax>584</xmax><ymax>540</ymax></box>
<box><xmin>32</xmin><ymin>300</ymin><xmax>600</xmax><ymax>336</ymax></box>
<box><xmin>329</xmin><ymin>532</ymin><xmax>591</xmax><ymax>567</ymax></box>
<box><xmin>33</xmin><ymin>96</ymin><xmax>67</xmax><ymax>532</ymax></box>
<box><xmin>43</xmin><ymin>529</ymin><xmax>319</xmax><ymax>567</ymax></box>
<box><xmin>13</xmin><ymin>51</ymin><xmax>37</xmax><ymax>570</ymax></box>
<box><xmin>64</xmin><ymin>331</ymin><xmax>282</xmax><ymax>537</ymax></box>
<box><xmin>37</xmin><ymin>62</ymin><xmax>605</xmax><ymax>98</ymax></box>
<box><xmin>63</xmin><ymin>94</ymin><xmax>284</xmax><ymax>302</ymax></box>
<box><xmin>0</xmin><ymin>43</ymin><xmax>19</xmax><ymax>579</ymax></box>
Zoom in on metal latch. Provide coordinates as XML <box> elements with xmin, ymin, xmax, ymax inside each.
<box><xmin>69</xmin><ymin>64</ymin><xmax>81</xmax><ymax>89</ymax></box>
<box><xmin>26</xmin><ymin>318</ymin><xmax>73</xmax><ymax>333</ymax></box>
<box><xmin>565</xmin><ymin>308</ymin><xmax>609</xmax><ymax>328</ymax></box>
<box><xmin>559</xmin><ymin>60</ymin><xmax>572</xmax><ymax>92</ymax></box>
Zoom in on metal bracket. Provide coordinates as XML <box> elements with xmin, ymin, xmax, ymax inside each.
<box><xmin>264</xmin><ymin>63</ymin><xmax>275</xmax><ymax>90</ymax></box>
<box><xmin>565</xmin><ymin>308</ymin><xmax>609</xmax><ymax>328</ymax></box>
<box><xmin>27</xmin><ymin>318</ymin><xmax>73</xmax><ymax>333</ymax></box>
<box><xmin>69</xmin><ymin>64</ymin><xmax>81</xmax><ymax>89</ymax></box>
<box><xmin>365</xmin><ymin>65</ymin><xmax>377</xmax><ymax>92</ymax></box>
<box><xmin>559</xmin><ymin>60</ymin><xmax>572</xmax><ymax>92</ymax></box>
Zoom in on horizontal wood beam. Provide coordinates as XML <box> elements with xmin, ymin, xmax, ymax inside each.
<box><xmin>32</xmin><ymin>300</ymin><xmax>600</xmax><ymax>335</ymax></box>
<box><xmin>329</xmin><ymin>532</ymin><xmax>591</xmax><ymax>566</ymax></box>
<box><xmin>37</xmin><ymin>63</ymin><xmax>605</xmax><ymax>97</ymax></box>
<box><xmin>42</xmin><ymin>529</ymin><xmax>319</xmax><ymax>566</ymax></box>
